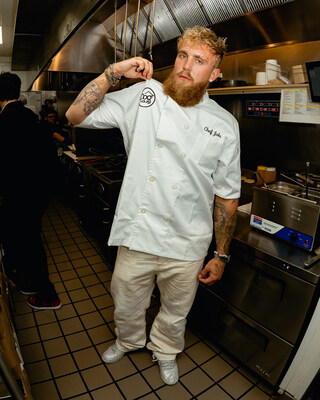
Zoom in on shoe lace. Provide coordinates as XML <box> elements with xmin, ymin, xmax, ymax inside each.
<box><xmin>160</xmin><ymin>360</ymin><xmax>175</xmax><ymax>370</ymax></box>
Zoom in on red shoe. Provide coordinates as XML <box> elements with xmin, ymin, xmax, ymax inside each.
<box><xmin>27</xmin><ymin>295</ymin><xmax>62</xmax><ymax>310</ymax></box>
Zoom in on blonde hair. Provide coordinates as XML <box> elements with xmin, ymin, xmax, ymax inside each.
<box><xmin>177</xmin><ymin>26</ymin><xmax>227</xmax><ymax>67</ymax></box>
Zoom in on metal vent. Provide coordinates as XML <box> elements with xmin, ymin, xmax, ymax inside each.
<box><xmin>111</xmin><ymin>0</ymin><xmax>295</xmax><ymax>57</ymax></box>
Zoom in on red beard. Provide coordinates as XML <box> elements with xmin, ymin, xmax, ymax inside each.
<box><xmin>163</xmin><ymin>71</ymin><xmax>209</xmax><ymax>107</ymax></box>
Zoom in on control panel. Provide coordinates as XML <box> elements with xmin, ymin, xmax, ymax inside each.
<box><xmin>246</xmin><ymin>100</ymin><xmax>280</xmax><ymax>118</ymax></box>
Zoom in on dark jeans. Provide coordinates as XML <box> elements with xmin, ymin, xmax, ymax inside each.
<box><xmin>0</xmin><ymin>197</ymin><xmax>57</xmax><ymax>302</ymax></box>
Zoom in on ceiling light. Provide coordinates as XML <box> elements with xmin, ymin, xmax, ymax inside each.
<box><xmin>0</xmin><ymin>26</ymin><xmax>2</xmax><ymax>44</ymax></box>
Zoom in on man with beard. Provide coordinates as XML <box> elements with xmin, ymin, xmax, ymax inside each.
<box><xmin>66</xmin><ymin>26</ymin><xmax>240</xmax><ymax>385</ymax></box>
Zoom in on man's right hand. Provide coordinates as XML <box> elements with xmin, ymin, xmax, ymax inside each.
<box><xmin>113</xmin><ymin>57</ymin><xmax>153</xmax><ymax>81</ymax></box>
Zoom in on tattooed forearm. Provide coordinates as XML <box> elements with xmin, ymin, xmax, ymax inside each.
<box><xmin>214</xmin><ymin>198</ymin><xmax>238</xmax><ymax>254</ymax></box>
<box><xmin>73</xmin><ymin>82</ymin><xmax>105</xmax><ymax>115</ymax></box>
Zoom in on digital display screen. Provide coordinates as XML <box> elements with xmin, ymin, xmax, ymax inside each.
<box><xmin>246</xmin><ymin>100</ymin><xmax>280</xmax><ymax>117</ymax></box>
<box><xmin>306</xmin><ymin>61</ymin><xmax>320</xmax><ymax>102</ymax></box>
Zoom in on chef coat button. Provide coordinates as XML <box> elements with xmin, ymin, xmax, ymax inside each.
<box><xmin>172</xmin><ymin>184</ymin><xmax>177</xmax><ymax>190</ymax></box>
<box><xmin>181</xmin><ymin>152</ymin><xmax>186</xmax><ymax>158</ymax></box>
<box><xmin>184</xmin><ymin>124</ymin><xmax>189</xmax><ymax>129</ymax></box>
<box><xmin>141</xmin><ymin>208</ymin><xmax>147</xmax><ymax>214</ymax></box>
<box><xmin>149</xmin><ymin>176</ymin><xmax>155</xmax><ymax>182</ymax></box>
<box><xmin>163</xmin><ymin>216</ymin><xmax>168</xmax><ymax>221</ymax></box>
<box><xmin>157</xmin><ymin>142</ymin><xmax>163</xmax><ymax>148</ymax></box>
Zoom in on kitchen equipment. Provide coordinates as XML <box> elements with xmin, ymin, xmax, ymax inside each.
<box><xmin>256</xmin><ymin>71</ymin><xmax>267</xmax><ymax>85</ymax></box>
<box><xmin>189</xmin><ymin>212</ymin><xmax>320</xmax><ymax>387</ymax></box>
<box><xmin>250</xmin><ymin>181</ymin><xmax>320</xmax><ymax>251</ymax></box>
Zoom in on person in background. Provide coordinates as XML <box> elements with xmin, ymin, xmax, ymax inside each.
<box><xmin>39</xmin><ymin>109</ymin><xmax>72</xmax><ymax>194</ymax></box>
<box><xmin>66</xmin><ymin>26</ymin><xmax>240</xmax><ymax>385</ymax></box>
<box><xmin>0</xmin><ymin>72</ymin><xmax>61</xmax><ymax>310</ymax></box>
<box><xmin>39</xmin><ymin>98</ymin><xmax>55</xmax><ymax>120</ymax></box>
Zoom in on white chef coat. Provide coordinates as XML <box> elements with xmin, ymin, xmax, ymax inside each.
<box><xmin>78</xmin><ymin>79</ymin><xmax>241</xmax><ymax>261</ymax></box>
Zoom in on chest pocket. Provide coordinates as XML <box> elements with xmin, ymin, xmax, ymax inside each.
<box><xmin>190</xmin><ymin>131</ymin><xmax>224</xmax><ymax>174</ymax></box>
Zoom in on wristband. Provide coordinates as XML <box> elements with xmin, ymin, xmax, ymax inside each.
<box><xmin>214</xmin><ymin>251</ymin><xmax>231</xmax><ymax>263</ymax></box>
<box><xmin>104</xmin><ymin>63</ymin><xmax>121</xmax><ymax>86</ymax></box>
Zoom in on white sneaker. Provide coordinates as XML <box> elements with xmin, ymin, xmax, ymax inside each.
<box><xmin>101</xmin><ymin>344</ymin><xmax>125</xmax><ymax>363</ymax></box>
<box><xmin>153</xmin><ymin>355</ymin><xmax>179</xmax><ymax>385</ymax></box>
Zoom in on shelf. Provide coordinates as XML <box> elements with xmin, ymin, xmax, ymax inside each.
<box><xmin>207</xmin><ymin>83</ymin><xmax>309</xmax><ymax>95</ymax></box>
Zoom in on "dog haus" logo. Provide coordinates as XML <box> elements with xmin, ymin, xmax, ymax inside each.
<box><xmin>139</xmin><ymin>88</ymin><xmax>156</xmax><ymax>107</ymax></box>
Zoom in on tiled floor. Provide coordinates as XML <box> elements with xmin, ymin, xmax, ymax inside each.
<box><xmin>11</xmin><ymin>197</ymin><xmax>274</xmax><ymax>400</ymax></box>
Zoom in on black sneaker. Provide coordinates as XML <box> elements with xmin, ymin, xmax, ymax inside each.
<box><xmin>27</xmin><ymin>295</ymin><xmax>62</xmax><ymax>310</ymax></box>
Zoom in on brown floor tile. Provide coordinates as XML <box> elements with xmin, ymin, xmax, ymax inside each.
<box><xmin>64</xmin><ymin>278</ymin><xmax>84</xmax><ymax>291</ymax></box>
<box><xmin>117</xmin><ymin>373</ymin><xmax>152</xmax><ymax>400</ymax></box>
<box><xmin>87</xmin><ymin>324</ymin><xmax>114</xmax><ymax>345</ymax></box>
<box><xmin>97</xmin><ymin>270</ymin><xmax>113</xmax><ymax>282</ymax></box>
<box><xmin>55</xmin><ymin>303</ymin><xmax>77</xmax><ymax>320</ymax></box>
<box><xmin>140</xmin><ymin>394</ymin><xmax>158</xmax><ymax>399</ymax></box>
<box><xmin>81</xmin><ymin>364</ymin><xmax>112</xmax><ymax>390</ymax></box>
<box><xmin>156</xmin><ymin>382</ymin><xmax>192</xmax><ymax>399</ymax></box>
<box><xmin>54</xmin><ymin>281</ymin><xmax>67</xmax><ymax>294</ymax></box>
<box><xmin>14</xmin><ymin>300</ymin><xmax>33</xmax><ymax>315</ymax></box>
<box><xmin>31</xmin><ymin>380</ymin><xmax>60</xmax><ymax>400</ymax></box>
<box><xmin>129</xmin><ymin>349</ymin><xmax>153</xmax><ymax>370</ymax></box>
<box><xmin>80</xmin><ymin>311</ymin><xmax>105</xmax><ymax>329</ymax></box>
<box><xmin>100</xmin><ymin>306</ymin><xmax>114</xmax><ymax>322</ymax></box>
<box><xmin>59</xmin><ymin>292</ymin><xmax>71</xmax><ymax>305</ymax></box>
<box><xmin>184</xmin><ymin>328</ymin><xmax>201</xmax><ymax>348</ymax></box>
<box><xmin>74</xmin><ymin>299</ymin><xmax>97</xmax><ymax>315</ymax></box>
<box><xmin>17</xmin><ymin>327</ymin><xmax>40</xmax><ymax>345</ymax></box>
<box><xmin>66</xmin><ymin>331</ymin><xmax>92</xmax><ymax>352</ymax></box>
<box><xmin>25</xmin><ymin>360</ymin><xmax>51</xmax><ymax>383</ymax></box>
<box><xmin>82</xmin><ymin>248</ymin><xmax>99</xmax><ymax>257</ymax></box>
<box><xmin>91</xmin><ymin>383</ymin><xmax>124</xmax><ymax>400</ymax></box>
<box><xmin>91</xmin><ymin>262</ymin><xmax>109</xmax><ymax>273</ymax></box>
<box><xmin>38</xmin><ymin>322</ymin><xmax>62</xmax><ymax>341</ymax></box>
<box><xmin>60</xmin><ymin>269</ymin><xmax>78</xmax><ymax>281</ymax></box>
<box><xmin>87</xmin><ymin>255</ymin><xmax>104</xmax><ymax>265</ymax></box>
<box><xmin>185</xmin><ymin>341</ymin><xmax>215</xmax><ymax>365</ymax></box>
<box><xmin>21</xmin><ymin>342</ymin><xmax>45</xmax><ymax>363</ymax></box>
<box><xmin>72</xmin><ymin>258</ymin><xmax>89</xmax><ymax>268</ymax></box>
<box><xmin>54</xmin><ymin>254</ymin><xmax>69</xmax><ymax>263</ymax></box>
<box><xmin>49</xmin><ymin>353</ymin><xmax>78</xmax><ymax>377</ymax></box>
<box><xmin>197</xmin><ymin>384</ymin><xmax>233</xmax><ymax>399</ymax></box>
<box><xmin>50</xmin><ymin>247</ymin><xmax>65</xmax><ymax>256</ymax></box>
<box><xmin>220</xmin><ymin>370</ymin><xmax>254</xmax><ymax>398</ymax></box>
<box><xmin>141</xmin><ymin>365</ymin><xmax>164</xmax><ymax>389</ymax></box>
<box><xmin>106</xmin><ymin>356</ymin><xmax>137</xmax><ymax>380</ymax></box>
<box><xmin>34</xmin><ymin>309</ymin><xmax>57</xmax><ymax>325</ymax></box>
<box><xmin>56</xmin><ymin>260</ymin><xmax>73</xmax><ymax>271</ymax></box>
<box><xmin>86</xmin><ymin>284</ymin><xmax>108</xmax><ymax>298</ymax></box>
<box><xmin>60</xmin><ymin>316</ymin><xmax>84</xmax><ymax>335</ymax></box>
<box><xmin>177</xmin><ymin>352</ymin><xmax>197</xmax><ymax>375</ymax></box>
<box><xmin>77</xmin><ymin>265</ymin><xmax>95</xmax><ymax>277</ymax></box>
<box><xmin>64</xmin><ymin>244</ymin><xmax>79</xmax><ymax>252</ymax></box>
<box><xmin>241</xmin><ymin>386</ymin><xmax>272</xmax><ymax>400</ymax></box>
<box><xmin>48</xmin><ymin>272</ymin><xmax>61</xmax><ymax>283</ymax></box>
<box><xmin>180</xmin><ymin>368</ymin><xmax>214</xmax><ymax>396</ymax></box>
<box><xmin>202</xmin><ymin>355</ymin><xmax>234</xmax><ymax>382</ymax></box>
<box><xmin>14</xmin><ymin>313</ymin><xmax>36</xmax><ymax>329</ymax></box>
<box><xmin>81</xmin><ymin>274</ymin><xmax>100</xmax><ymax>287</ymax></box>
<box><xmin>93</xmin><ymin>293</ymin><xmax>114</xmax><ymax>309</ymax></box>
<box><xmin>56</xmin><ymin>372</ymin><xmax>87</xmax><ymax>399</ymax></box>
<box><xmin>68</xmin><ymin>288</ymin><xmax>90</xmax><ymax>302</ymax></box>
<box><xmin>73</xmin><ymin>347</ymin><xmax>102</xmax><ymax>369</ymax></box>
<box><xmin>68</xmin><ymin>251</ymin><xmax>84</xmax><ymax>261</ymax></box>
<box><xmin>43</xmin><ymin>337</ymin><xmax>69</xmax><ymax>358</ymax></box>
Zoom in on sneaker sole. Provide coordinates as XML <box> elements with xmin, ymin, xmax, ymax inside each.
<box><xmin>27</xmin><ymin>301</ymin><xmax>62</xmax><ymax>310</ymax></box>
<box><xmin>20</xmin><ymin>290</ymin><xmax>38</xmax><ymax>295</ymax></box>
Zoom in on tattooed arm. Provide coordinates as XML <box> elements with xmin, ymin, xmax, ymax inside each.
<box><xmin>65</xmin><ymin>57</ymin><xmax>153</xmax><ymax>126</ymax></box>
<box><xmin>198</xmin><ymin>196</ymin><xmax>238</xmax><ymax>286</ymax></box>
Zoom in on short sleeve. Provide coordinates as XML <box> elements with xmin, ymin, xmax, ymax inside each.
<box><xmin>212</xmin><ymin>120</ymin><xmax>241</xmax><ymax>199</ymax></box>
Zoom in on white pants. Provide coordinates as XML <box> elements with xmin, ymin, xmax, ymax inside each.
<box><xmin>110</xmin><ymin>246</ymin><xmax>204</xmax><ymax>360</ymax></box>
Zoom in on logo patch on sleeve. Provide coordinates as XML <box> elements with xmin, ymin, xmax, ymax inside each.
<box><xmin>139</xmin><ymin>88</ymin><xmax>156</xmax><ymax>107</ymax></box>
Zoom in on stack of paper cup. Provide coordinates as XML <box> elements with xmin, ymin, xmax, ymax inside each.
<box><xmin>266</xmin><ymin>59</ymin><xmax>280</xmax><ymax>82</ymax></box>
<box><xmin>256</xmin><ymin>71</ymin><xmax>267</xmax><ymax>85</ymax></box>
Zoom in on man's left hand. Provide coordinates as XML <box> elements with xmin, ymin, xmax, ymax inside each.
<box><xmin>198</xmin><ymin>258</ymin><xmax>226</xmax><ymax>286</ymax></box>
